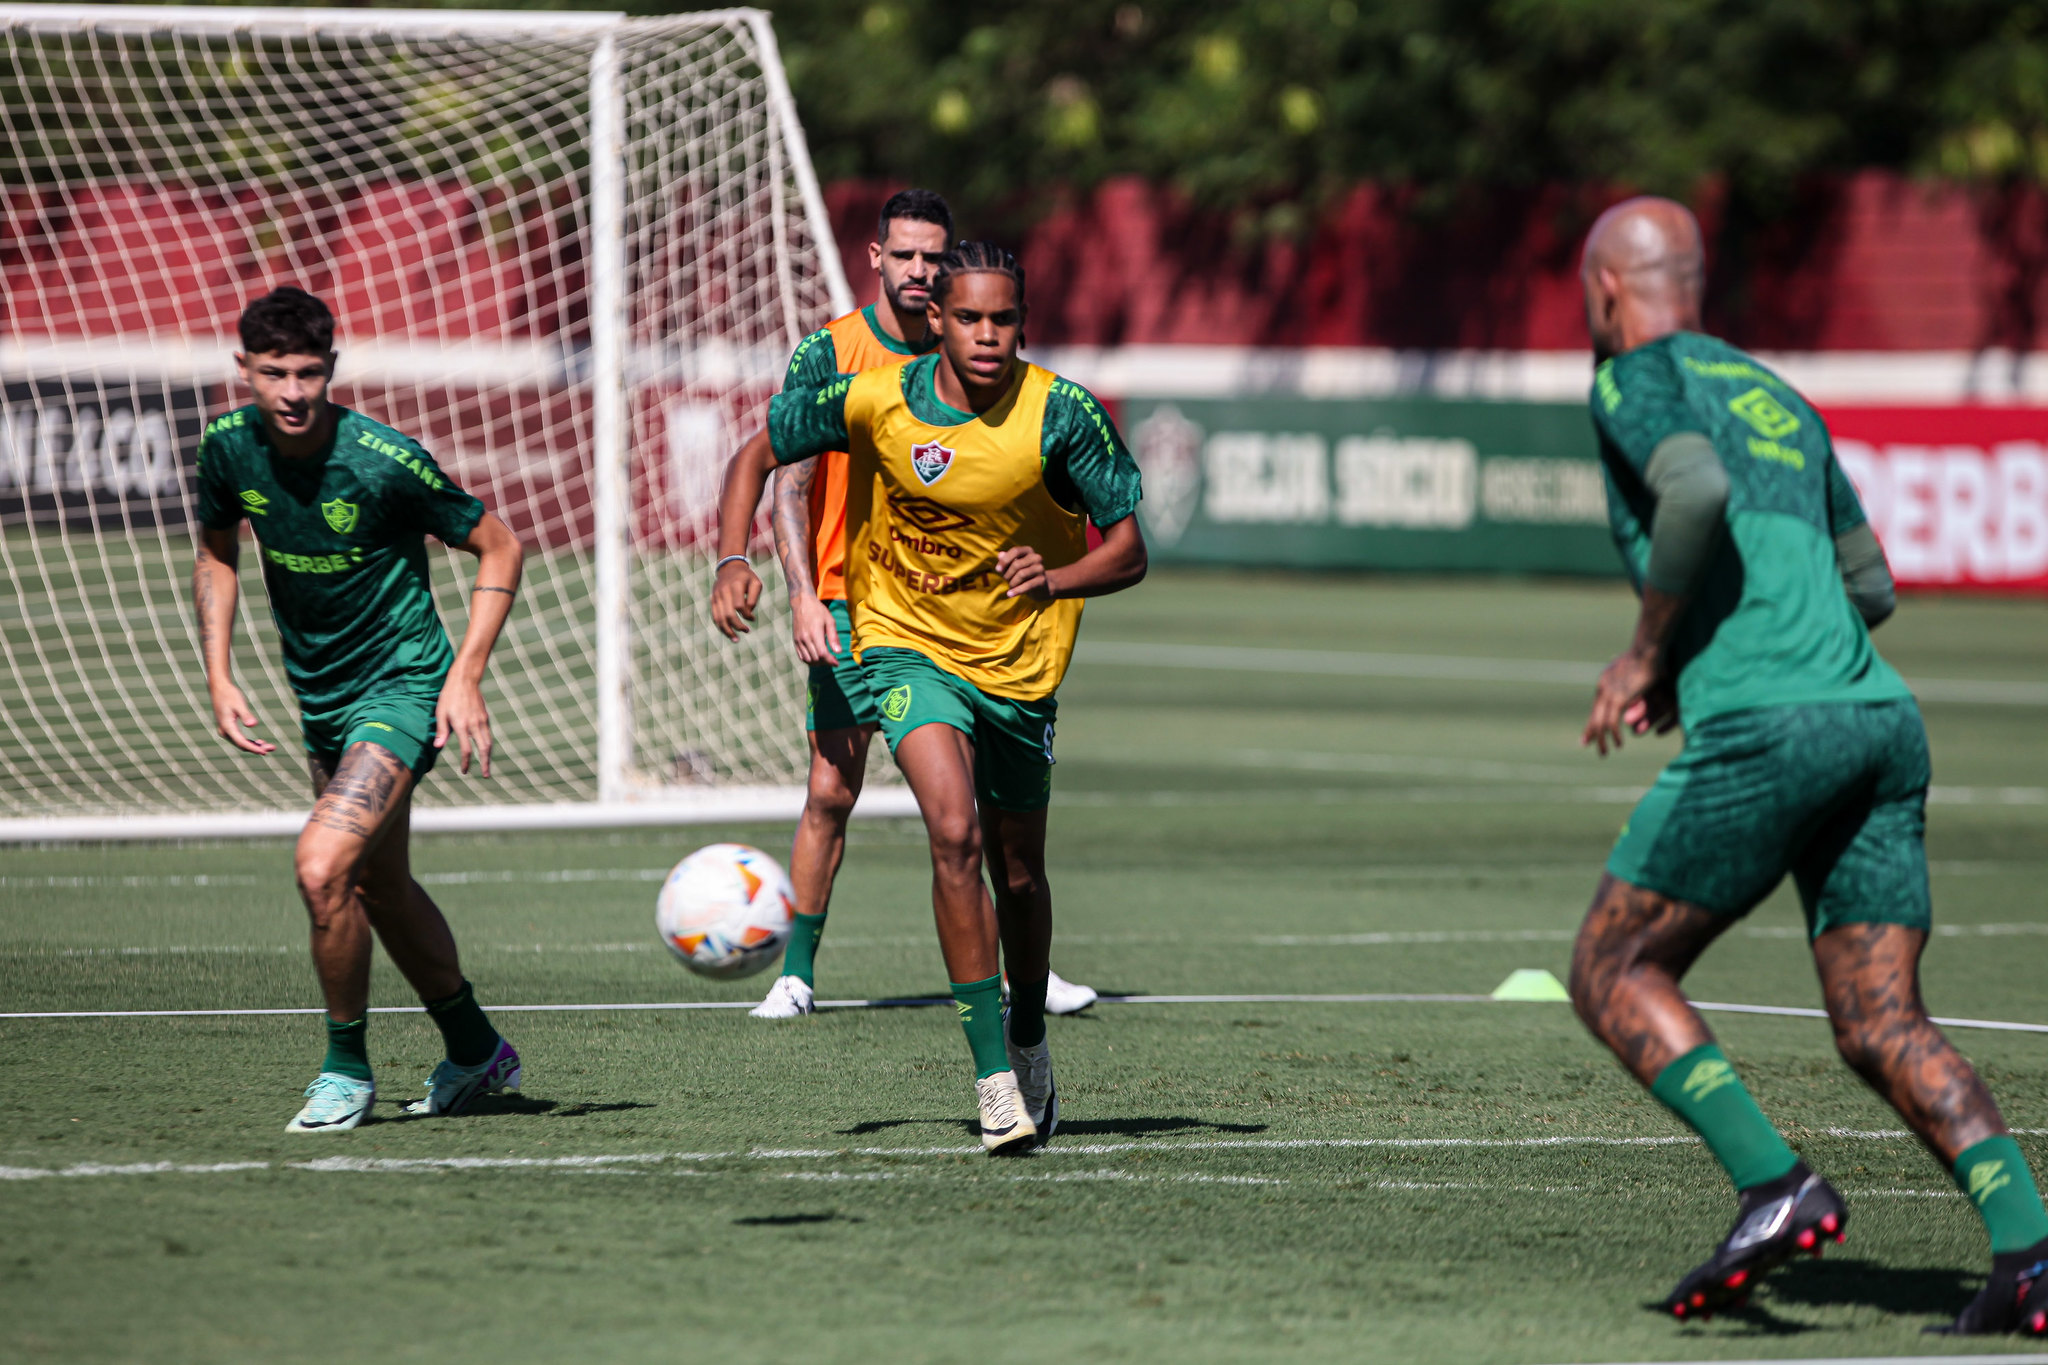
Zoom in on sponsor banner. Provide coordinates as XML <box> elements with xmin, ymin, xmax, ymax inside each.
<box><xmin>1</xmin><ymin>378</ymin><xmax>207</xmax><ymax>527</ymax></box>
<box><xmin>1123</xmin><ymin>397</ymin><xmax>1617</xmax><ymax>575</ymax></box>
<box><xmin>1826</xmin><ymin>407</ymin><xmax>2048</xmax><ymax>592</ymax></box>
<box><xmin>1122</xmin><ymin>396</ymin><xmax>2048</xmax><ymax>593</ymax></box>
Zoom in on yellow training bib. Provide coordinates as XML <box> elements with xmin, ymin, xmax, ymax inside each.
<box><xmin>842</xmin><ymin>361</ymin><xmax>1089</xmax><ymax>701</ymax></box>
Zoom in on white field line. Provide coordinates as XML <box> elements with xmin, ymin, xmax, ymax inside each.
<box><xmin>10</xmin><ymin>994</ymin><xmax>2048</xmax><ymax>1036</ymax></box>
<box><xmin>23</xmin><ymin>915</ymin><xmax>2048</xmax><ymax>961</ymax></box>
<box><xmin>3</xmin><ymin>1128</ymin><xmax>2020</xmax><ymax>1186</ymax></box>
<box><xmin>2</xmin><ymin>858</ymin><xmax>2026</xmax><ymax>894</ymax></box>
<box><xmin>1077</xmin><ymin>639</ymin><xmax>2048</xmax><ymax>708</ymax></box>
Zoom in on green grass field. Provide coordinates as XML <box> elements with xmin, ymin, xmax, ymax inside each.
<box><xmin>4</xmin><ymin>570</ymin><xmax>2047</xmax><ymax>1364</ymax></box>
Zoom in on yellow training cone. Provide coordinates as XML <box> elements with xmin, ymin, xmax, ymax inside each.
<box><xmin>1492</xmin><ymin>968</ymin><xmax>1571</xmax><ymax>1002</ymax></box>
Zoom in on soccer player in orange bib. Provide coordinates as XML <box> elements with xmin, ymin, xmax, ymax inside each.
<box><xmin>713</xmin><ymin>243</ymin><xmax>1146</xmax><ymax>1151</ymax></box>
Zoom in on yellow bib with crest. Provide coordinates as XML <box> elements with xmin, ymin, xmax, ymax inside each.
<box><xmin>842</xmin><ymin>360</ymin><xmax>1088</xmax><ymax>701</ymax></box>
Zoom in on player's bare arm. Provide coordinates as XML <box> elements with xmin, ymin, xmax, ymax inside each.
<box><xmin>996</xmin><ymin>514</ymin><xmax>1147</xmax><ymax>601</ymax></box>
<box><xmin>768</xmin><ymin>459</ymin><xmax>841</xmax><ymax>663</ymax></box>
<box><xmin>193</xmin><ymin>523</ymin><xmax>275</xmax><ymax>755</ymax></box>
<box><xmin>711</xmin><ymin>428</ymin><xmax>792</xmax><ymax>639</ymax></box>
<box><xmin>434</xmin><ymin>511</ymin><xmax>524</xmax><ymax>777</ymax></box>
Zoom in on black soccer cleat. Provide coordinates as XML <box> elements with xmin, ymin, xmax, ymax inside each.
<box><xmin>1663</xmin><ymin>1162</ymin><xmax>1847</xmax><ymax>1321</ymax></box>
<box><xmin>1929</xmin><ymin>1238</ymin><xmax>2048</xmax><ymax>1336</ymax></box>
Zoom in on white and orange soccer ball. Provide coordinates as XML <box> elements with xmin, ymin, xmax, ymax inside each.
<box><xmin>654</xmin><ymin>843</ymin><xmax>796</xmax><ymax>980</ymax></box>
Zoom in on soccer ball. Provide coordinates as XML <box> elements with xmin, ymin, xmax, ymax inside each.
<box><xmin>655</xmin><ymin>843</ymin><xmax>796</xmax><ymax>980</ymax></box>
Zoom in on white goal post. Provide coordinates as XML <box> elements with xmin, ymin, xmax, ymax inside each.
<box><xmin>0</xmin><ymin>5</ymin><xmax>915</xmax><ymax>839</ymax></box>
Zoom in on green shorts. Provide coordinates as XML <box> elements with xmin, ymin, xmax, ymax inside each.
<box><xmin>859</xmin><ymin>647</ymin><xmax>1056</xmax><ymax>813</ymax></box>
<box><xmin>1608</xmin><ymin>699</ymin><xmax>1931</xmax><ymax>937</ymax></box>
<box><xmin>806</xmin><ymin>599</ymin><xmax>878</xmax><ymax>732</ymax></box>
<box><xmin>300</xmin><ymin>689</ymin><xmax>441</xmax><ymax>779</ymax></box>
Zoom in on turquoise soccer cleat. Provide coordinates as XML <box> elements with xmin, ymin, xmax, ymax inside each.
<box><xmin>285</xmin><ymin>1072</ymin><xmax>375</xmax><ymax>1134</ymax></box>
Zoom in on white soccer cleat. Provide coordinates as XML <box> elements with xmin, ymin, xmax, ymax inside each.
<box><xmin>286</xmin><ymin>1072</ymin><xmax>375</xmax><ymax>1134</ymax></box>
<box><xmin>749</xmin><ymin>974</ymin><xmax>815</xmax><ymax>1019</ymax></box>
<box><xmin>975</xmin><ymin>1070</ymin><xmax>1038</xmax><ymax>1154</ymax></box>
<box><xmin>1005</xmin><ymin>1023</ymin><xmax>1059</xmax><ymax>1143</ymax></box>
<box><xmin>1044</xmin><ymin>969</ymin><xmax>1098</xmax><ymax>1015</ymax></box>
<box><xmin>401</xmin><ymin>1038</ymin><xmax>521</xmax><ymax>1118</ymax></box>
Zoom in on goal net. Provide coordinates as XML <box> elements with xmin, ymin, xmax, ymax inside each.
<box><xmin>0</xmin><ymin>6</ymin><xmax>858</xmax><ymax>835</ymax></box>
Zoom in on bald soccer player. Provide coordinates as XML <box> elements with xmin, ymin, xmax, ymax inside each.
<box><xmin>742</xmin><ymin>189</ymin><xmax>1100</xmax><ymax>1021</ymax></box>
<box><xmin>1568</xmin><ymin>196</ymin><xmax>2048</xmax><ymax>1333</ymax></box>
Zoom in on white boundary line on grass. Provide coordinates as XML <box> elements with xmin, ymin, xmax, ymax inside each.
<box><xmin>8</xmin><ymin>994</ymin><xmax>2048</xmax><ymax>1039</ymax></box>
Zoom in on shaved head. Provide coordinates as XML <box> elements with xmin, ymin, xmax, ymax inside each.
<box><xmin>1580</xmin><ymin>196</ymin><xmax>1706</xmax><ymax>360</ymax></box>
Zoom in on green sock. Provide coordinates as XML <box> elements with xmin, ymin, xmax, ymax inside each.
<box><xmin>783</xmin><ymin>912</ymin><xmax>827</xmax><ymax>988</ymax></box>
<box><xmin>1007</xmin><ymin>973</ymin><xmax>1048</xmax><ymax>1049</ymax></box>
<box><xmin>950</xmin><ymin>974</ymin><xmax>1008</xmax><ymax>1080</ymax></box>
<box><xmin>322</xmin><ymin>1016</ymin><xmax>371</xmax><ymax>1082</ymax></box>
<box><xmin>1650</xmin><ymin>1043</ymin><xmax>1800</xmax><ymax>1190</ymax></box>
<box><xmin>1953</xmin><ymin>1134</ymin><xmax>2048</xmax><ymax>1253</ymax></box>
<box><xmin>424</xmin><ymin>980</ymin><xmax>500</xmax><ymax>1068</ymax></box>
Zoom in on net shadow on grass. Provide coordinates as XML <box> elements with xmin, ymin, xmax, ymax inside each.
<box><xmin>733</xmin><ymin>1212</ymin><xmax>863</xmax><ymax>1227</ymax></box>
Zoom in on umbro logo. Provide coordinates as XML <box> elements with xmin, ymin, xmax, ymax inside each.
<box><xmin>886</xmin><ymin>490</ymin><xmax>973</xmax><ymax>533</ymax></box>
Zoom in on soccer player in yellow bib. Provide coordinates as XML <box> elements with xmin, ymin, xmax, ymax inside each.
<box><xmin>712</xmin><ymin>242</ymin><xmax>1146</xmax><ymax>1152</ymax></box>
<box><xmin>743</xmin><ymin>189</ymin><xmax>1101</xmax><ymax>1022</ymax></box>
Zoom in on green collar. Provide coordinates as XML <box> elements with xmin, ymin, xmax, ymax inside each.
<box><xmin>861</xmin><ymin>302</ymin><xmax>934</xmax><ymax>357</ymax></box>
<box><xmin>901</xmin><ymin>353</ymin><xmax>989</xmax><ymax>426</ymax></box>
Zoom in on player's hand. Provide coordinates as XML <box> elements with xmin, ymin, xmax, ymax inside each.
<box><xmin>435</xmin><ymin>672</ymin><xmax>492</xmax><ymax>777</ymax></box>
<box><xmin>1624</xmin><ymin>680</ymin><xmax>1680</xmax><ymax>737</ymax></box>
<box><xmin>209</xmin><ymin>682</ymin><xmax>276</xmax><ymax>755</ymax></box>
<box><xmin>1583</xmin><ymin>647</ymin><xmax>1663</xmax><ymax>756</ymax></box>
<box><xmin>711</xmin><ymin>560</ymin><xmax>761</xmax><ymax>640</ymax></box>
<box><xmin>790</xmin><ymin>594</ymin><xmax>842</xmax><ymax>665</ymax></box>
<box><xmin>996</xmin><ymin>545</ymin><xmax>1053</xmax><ymax>601</ymax></box>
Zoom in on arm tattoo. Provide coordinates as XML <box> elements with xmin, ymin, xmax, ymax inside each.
<box><xmin>471</xmin><ymin>585</ymin><xmax>516</xmax><ymax>597</ymax></box>
<box><xmin>308</xmin><ymin>743</ymin><xmax>406</xmax><ymax>838</ymax></box>
<box><xmin>770</xmin><ymin>460</ymin><xmax>820</xmax><ymax>604</ymax></box>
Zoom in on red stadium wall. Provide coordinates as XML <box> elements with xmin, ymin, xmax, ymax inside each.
<box><xmin>826</xmin><ymin>172</ymin><xmax>2048</xmax><ymax>353</ymax></box>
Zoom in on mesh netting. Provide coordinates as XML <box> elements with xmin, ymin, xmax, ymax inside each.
<box><xmin>0</xmin><ymin>8</ymin><xmax>844</xmax><ymax>819</ymax></box>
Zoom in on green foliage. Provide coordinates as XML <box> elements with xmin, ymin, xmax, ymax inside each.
<box><xmin>763</xmin><ymin>0</ymin><xmax>2048</xmax><ymax>223</ymax></box>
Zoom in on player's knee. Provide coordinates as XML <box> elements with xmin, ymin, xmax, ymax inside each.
<box><xmin>803</xmin><ymin>764</ymin><xmax>860</xmax><ymax>825</ymax></box>
<box><xmin>926</xmin><ymin>813</ymin><xmax>980</xmax><ymax>873</ymax></box>
<box><xmin>294</xmin><ymin>846</ymin><xmax>354</xmax><ymax>917</ymax></box>
<box><xmin>995</xmin><ymin>858</ymin><xmax>1046</xmax><ymax>903</ymax></box>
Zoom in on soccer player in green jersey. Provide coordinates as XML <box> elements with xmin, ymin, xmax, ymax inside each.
<box><xmin>1569</xmin><ymin>198</ymin><xmax>2048</xmax><ymax>1333</ymax></box>
<box><xmin>191</xmin><ymin>288</ymin><xmax>527</xmax><ymax>1134</ymax></box>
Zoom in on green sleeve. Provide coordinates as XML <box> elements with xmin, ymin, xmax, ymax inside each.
<box><xmin>193</xmin><ymin>428</ymin><xmax>242</xmax><ymax>530</ymax></box>
<box><xmin>393</xmin><ymin>443</ymin><xmax>486</xmax><ymax>545</ymax></box>
<box><xmin>766</xmin><ymin>375</ymin><xmax>854</xmax><ymax>465</ymax></box>
<box><xmin>1825</xmin><ymin>450</ymin><xmax>1869</xmax><ymax>533</ymax></box>
<box><xmin>1591</xmin><ymin>349</ymin><xmax>1695</xmax><ymax>475</ymax></box>
<box><xmin>1642</xmin><ymin>432</ymin><xmax>1729</xmax><ymax>596</ymax></box>
<box><xmin>1042</xmin><ymin>377</ymin><xmax>1142</xmax><ymax>526</ymax></box>
<box><xmin>781</xmin><ymin>328</ymin><xmax>839</xmax><ymax>394</ymax></box>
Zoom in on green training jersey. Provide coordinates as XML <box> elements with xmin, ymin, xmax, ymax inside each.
<box><xmin>782</xmin><ymin>302</ymin><xmax>935</xmax><ymax>393</ymax></box>
<box><xmin>770</xmin><ymin>352</ymin><xmax>1143</xmax><ymax>527</ymax></box>
<box><xmin>195</xmin><ymin>405</ymin><xmax>486</xmax><ymax>718</ymax></box>
<box><xmin>1590</xmin><ymin>332</ymin><xmax>1910</xmax><ymax>725</ymax></box>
